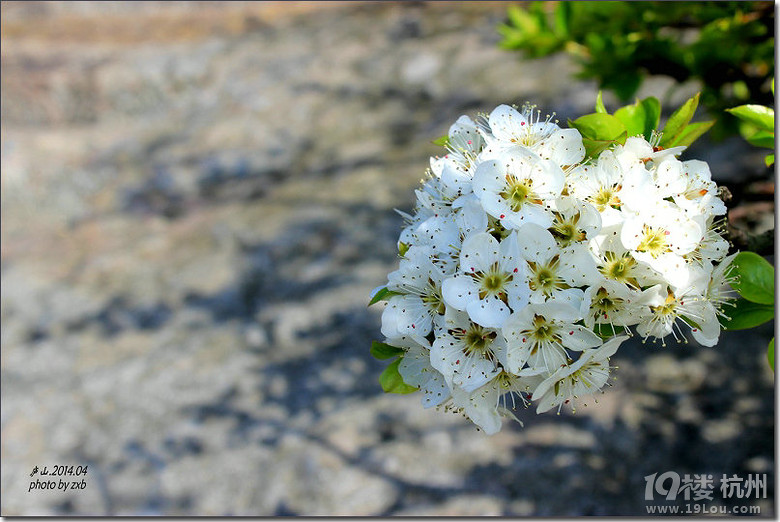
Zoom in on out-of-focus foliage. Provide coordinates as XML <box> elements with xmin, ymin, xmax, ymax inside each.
<box><xmin>727</xmin><ymin>79</ymin><xmax>775</xmax><ymax>166</ymax></box>
<box><xmin>498</xmin><ymin>1</ymin><xmax>774</xmax><ymax>137</ymax></box>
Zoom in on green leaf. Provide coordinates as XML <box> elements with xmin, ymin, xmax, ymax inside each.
<box><xmin>639</xmin><ymin>97</ymin><xmax>661</xmax><ymax>140</ymax></box>
<box><xmin>553</xmin><ymin>1</ymin><xmax>571</xmax><ymax>38</ymax></box>
<box><xmin>668</xmin><ymin>120</ymin><xmax>715</xmax><ymax>148</ymax></box>
<box><xmin>581</xmin><ymin>133</ymin><xmax>628</xmax><ymax>158</ymax></box>
<box><xmin>720</xmin><ymin>298</ymin><xmax>774</xmax><ymax>330</ymax></box>
<box><xmin>730</xmin><ymin>251</ymin><xmax>775</xmax><ymax>305</ymax></box>
<box><xmin>368</xmin><ymin>287</ymin><xmax>400</xmax><ymax>306</ymax></box>
<box><xmin>398</xmin><ymin>241</ymin><xmax>410</xmax><ymax>257</ymax></box>
<box><xmin>680</xmin><ymin>315</ymin><xmax>702</xmax><ymax>331</ymax></box>
<box><xmin>768</xmin><ymin>338</ymin><xmax>775</xmax><ymax>370</ymax></box>
<box><xmin>370</xmin><ymin>341</ymin><xmax>405</xmax><ymax>360</ymax></box>
<box><xmin>594</xmin><ymin>91</ymin><xmax>607</xmax><ymax>114</ymax></box>
<box><xmin>504</xmin><ymin>4</ymin><xmax>542</xmax><ymax>42</ymax></box>
<box><xmin>592</xmin><ymin>323</ymin><xmax>624</xmax><ymax>339</ymax></box>
<box><xmin>765</xmin><ymin>153</ymin><xmax>774</xmax><ymax>167</ymax></box>
<box><xmin>615</xmin><ymin>100</ymin><xmax>648</xmax><ymax>138</ymax></box>
<box><xmin>379</xmin><ymin>358</ymin><xmax>418</xmax><ymax>394</ymax></box>
<box><xmin>659</xmin><ymin>93</ymin><xmax>700</xmax><ymax>147</ymax></box>
<box><xmin>727</xmin><ymin>104</ymin><xmax>775</xmax><ymax>133</ymax></box>
<box><xmin>569</xmin><ymin>113</ymin><xmax>627</xmax><ymax>142</ymax></box>
<box><xmin>745</xmin><ymin>129</ymin><xmax>775</xmax><ymax>149</ymax></box>
<box><xmin>432</xmin><ymin>135</ymin><xmax>449</xmax><ymax>147</ymax></box>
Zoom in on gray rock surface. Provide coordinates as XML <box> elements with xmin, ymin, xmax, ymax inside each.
<box><xmin>1</xmin><ymin>1</ymin><xmax>774</xmax><ymax>516</ymax></box>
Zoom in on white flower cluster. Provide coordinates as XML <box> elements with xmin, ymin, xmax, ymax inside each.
<box><xmin>376</xmin><ymin>104</ymin><xmax>735</xmax><ymax>434</ymax></box>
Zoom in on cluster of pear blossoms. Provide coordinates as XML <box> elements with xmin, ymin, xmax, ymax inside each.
<box><xmin>375</xmin><ymin>103</ymin><xmax>736</xmax><ymax>434</ymax></box>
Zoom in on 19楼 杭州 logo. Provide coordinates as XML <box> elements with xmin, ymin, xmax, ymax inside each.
<box><xmin>644</xmin><ymin>471</ymin><xmax>767</xmax><ymax>501</ymax></box>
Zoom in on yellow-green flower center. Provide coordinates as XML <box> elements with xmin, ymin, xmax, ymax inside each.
<box><xmin>594</xmin><ymin>287</ymin><xmax>619</xmax><ymax>313</ymax></box>
<box><xmin>475</xmin><ymin>264</ymin><xmax>513</xmax><ymax>300</ymax></box>
<box><xmin>528</xmin><ymin>257</ymin><xmax>568</xmax><ymax>295</ymax></box>
<box><xmin>600</xmin><ymin>251</ymin><xmax>640</xmax><ymax>288</ymax></box>
<box><xmin>550</xmin><ymin>211</ymin><xmax>586</xmax><ymax>247</ymax></box>
<box><xmin>422</xmin><ymin>293</ymin><xmax>446</xmax><ymax>315</ymax></box>
<box><xmin>501</xmin><ymin>176</ymin><xmax>538</xmax><ymax>212</ymax></box>
<box><xmin>510</xmin><ymin>133</ymin><xmax>539</xmax><ymax>148</ymax></box>
<box><xmin>528</xmin><ymin>314</ymin><xmax>561</xmax><ymax>347</ymax></box>
<box><xmin>460</xmin><ymin>325</ymin><xmax>497</xmax><ymax>357</ymax></box>
<box><xmin>636</xmin><ymin>226</ymin><xmax>669</xmax><ymax>257</ymax></box>
<box><xmin>590</xmin><ymin>286</ymin><xmax>626</xmax><ymax>324</ymax></box>
<box><xmin>588</xmin><ymin>186</ymin><xmax>622</xmax><ymax>211</ymax></box>
<box><xmin>421</xmin><ymin>278</ymin><xmax>446</xmax><ymax>314</ymax></box>
<box><xmin>651</xmin><ymin>291</ymin><xmax>679</xmax><ymax>318</ymax></box>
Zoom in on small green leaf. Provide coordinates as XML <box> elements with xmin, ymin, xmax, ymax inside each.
<box><xmin>380</xmin><ymin>358</ymin><xmax>418</xmax><ymax>394</ymax></box>
<box><xmin>680</xmin><ymin>315</ymin><xmax>702</xmax><ymax>331</ymax></box>
<box><xmin>719</xmin><ymin>299</ymin><xmax>774</xmax><ymax>330</ymax></box>
<box><xmin>745</xmin><ymin>129</ymin><xmax>775</xmax><ymax>149</ymax></box>
<box><xmin>765</xmin><ymin>153</ymin><xmax>774</xmax><ymax>167</ymax></box>
<box><xmin>570</xmin><ymin>113</ymin><xmax>628</xmax><ymax>142</ymax></box>
<box><xmin>668</xmin><ymin>120</ymin><xmax>715</xmax><ymax>148</ymax></box>
<box><xmin>768</xmin><ymin>338</ymin><xmax>775</xmax><ymax>370</ymax></box>
<box><xmin>580</xmin><ymin>132</ymin><xmax>628</xmax><ymax>158</ymax></box>
<box><xmin>730</xmin><ymin>251</ymin><xmax>775</xmax><ymax>305</ymax></box>
<box><xmin>614</xmin><ymin>100</ymin><xmax>647</xmax><ymax>138</ymax></box>
<box><xmin>432</xmin><ymin>135</ymin><xmax>449</xmax><ymax>147</ymax></box>
<box><xmin>592</xmin><ymin>323</ymin><xmax>623</xmax><ymax>339</ymax></box>
<box><xmin>368</xmin><ymin>287</ymin><xmax>400</xmax><ymax>306</ymax></box>
<box><xmin>595</xmin><ymin>91</ymin><xmax>607</xmax><ymax>114</ymax></box>
<box><xmin>727</xmin><ymin>104</ymin><xmax>775</xmax><ymax>133</ymax></box>
<box><xmin>370</xmin><ymin>341</ymin><xmax>405</xmax><ymax>360</ymax></box>
<box><xmin>659</xmin><ymin>93</ymin><xmax>700</xmax><ymax>147</ymax></box>
<box><xmin>398</xmin><ymin>242</ymin><xmax>410</xmax><ymax>257</ymax></box>
<box><xmin>639</xmin><ymin>97</ymin><xmax>661</xmax><ymax>140</ymax></box>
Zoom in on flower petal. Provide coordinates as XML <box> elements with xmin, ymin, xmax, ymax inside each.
<box><xmin>517</xmin><ymin>223</ymin><xmax>557</xmax><ymax>263</ymax></box>
<box><xmin>530</xmin><ymin>159</ymin><xmax>565</xmax><ymax>198</ymax></box>
<box><xmin>420</xmin><ymin>371</ymin><xmax>451</xmax><ymax>408</ymax></box>
<box><xmin>455</xmin><ymin>357</ymin><xmax>500</xmax><ymax>393</ymax></box>
<box><xmin>560</xmin><ymin>325</ymin><xmax>602</xmax><ymax>351</ymax></box>
<box><xmin>532</xmin><ymin>301</ymin><xmax>582</xmax><ymax>323</ymax></box>
<box><xmin>441</xmin><ymin>274</ymin><xmax>479</xmax><ymax>311</ymax></box>
<box><xmin>546</xmin><ymin>128</ymin><xmax>585</xmax><ymax>165</ymax></box>
<box><xmin>506</xmin><ymin>279</ymin><xmax>531</xmax><ymax>312</ymax></box>
<box><xmin>452</xmin><ymin>384</ymin><xmax>502</xmax><ymax>434</ymax></box>
<box><xmin>395</xmin><ymin>296</ymin><xmax>434</xmax><ymax>336</ymax></box>
<box><xmin>467</xmin><ymin>297</ymin><xmax>511</xmax><ymax>329</ymax></box>
<box><xmin>548</xmin><ymin>287</ymin><xmax>585</xmax><ymax>309</ymax></box>
<box><xmin>380</xmin><ymin>296</ymin><xmax>404</xmax><ymax>338</ymax></box>
<box><xmin>460</xmin><ymin>232</ymin><xmax>500</xmax><ymax>274</ymax></box>
<box><xmin>488</xmin><ymin>104</ymin><xmax>528</xmax><ymax>142</ymax></box>
<box><xmin>430</xmin><ymin>334</ymin><xmax>463</xmax><ymax>379</ymax></box>
<box><xmin>498</xmin><ymin>231</ymin><xmax>523</xmax><ymax>274</ymax></box>
<box><xmin>472</xmin><ymin>159</ymin><xmax>505</xmax><ymax>195</ymax></box>
<box><xmin>558</xmin><ymin>244</ymin><xmax>600</xmax><ymax>286</ymax></box>
<box><xmin>527</xmin><ymin>343</ymin><xmax>568</xmax><ymax>375</ymax></box>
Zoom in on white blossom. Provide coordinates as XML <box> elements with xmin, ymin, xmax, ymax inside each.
<box><xmin>472</xmin><ymin>149</ymin><xmax>564</xmax><ymax>229</ymax></box>
<box><xmin>532</xmin><ymin>336</ymin><xmax>627</xmax><ymax>413</ymax></box>
<box><xmin>442</xmin><ymin>231</ymin><xmax>529</xmax><ymax>328</ymax></box>
<box><xmin>374</xmin><ymin>104</ymin><xmax>734</xmax><ymax>434</ymax></box>
<box><xmin>502</xmin><ymin>302</ymin><xmax>602</xmax><ymax>375</ymax></box>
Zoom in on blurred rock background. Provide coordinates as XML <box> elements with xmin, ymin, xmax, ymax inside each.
<box><xmin>0</xmin><ymin>1</ymin><xmax>774</xmax><ymax>516</ymax></box>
